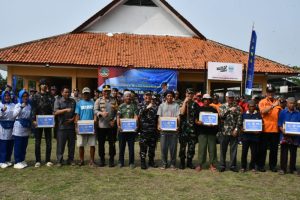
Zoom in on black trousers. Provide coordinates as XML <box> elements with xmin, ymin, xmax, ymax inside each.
<box><xmin>258</xmin><ymin>132</ymin><xmax>279</xmax><ymax>170</ymax></box>
<box><xmin>96</xmin><ymin>128</ymin><xmax>117</xmax><ymax>160</ymax></box>
<box><xmin>241</xmin><ymin>140</ymin><xmax>258</xmax><ymax>169</ymax></box>
<box><xmin>56</xmin><ymin>129</ymin><xmax>76</xmax><ymax>163</ymax></box>
<box><xmin>118</xmin><ymin>132</ymin><xmax>136</xmax><ymax>165</ymax></box>
<box><xmin>219</xmin><ymin>135</ymin><xmax>238</xmax><ymax>168</ymax></box>
<box><xmin>280</xmin><ymin>143</ymin><xmax>297</xmax><ymax>172</ymax></box>
<box><xmin>35</xmin><ymin>128</ymin><xmax>52</xmax><ymax>162</ymax></box>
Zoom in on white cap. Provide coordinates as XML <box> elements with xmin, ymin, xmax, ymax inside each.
<box><xmin>202</xmin><ymin>94</ymin><xmax>212</xmax><ymax>99</ymax></box>
<box><xmin>225</xmin><ymin>91</ymin><xmax>235</xmax><ymax>97</ymax></box>
<box><xmin>82</xmin><ymin>87</ymin><xmax>91</xmax><ymax>93</ymax></box>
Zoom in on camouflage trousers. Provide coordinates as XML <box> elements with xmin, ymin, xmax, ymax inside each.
<box><xmin>178</xmin><ymin>133</ymin><xmax>198</xmax><ymax>160</ymax></box>
<box><xmin>139</xmin><ymin>132</ymin><xmax>158</xmax><ymax>160</ymax></box>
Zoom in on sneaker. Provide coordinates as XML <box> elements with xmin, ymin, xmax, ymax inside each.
<box><xmin>230</xmin><ymin>167</ymin><xmax>239</xmax><ymax>173</ymax></box>
<box><xmin>35</xmin><ymin>162</ymin><xmax>41</xmax><ymax>168</ymax></box>
<box><xmin>14</xmin><ymin>162</ymin><xmax>26</xmax><ymax>169</ymax></box>
<box><xmin>219</xmin><ymin>167</ymin><xmax>226</xmax><ymax>172</ymax></box>
<box><xmin>279</xmin><ymin>170</ymin><xmax>285</xmax><ymax>175</ymax></box>
<box><xmin>0</xmin><ymin>163</ymin><xmax>8</xmax><ymax>169</ymax></box>
<box><xmin>6</xmin><ymin>161</ymin><xmax>13</xmax><ymax>167</ymax></box>
<box><xmin>240</xmin><ymin>168</ymin><xmax>246</xmax><ymax>173</ymax></box>
<box><xmin>195</xmin><ymin>165</ymin><xmax>202</xmax><ymax>172</ymax></box>
<box><xmin>170</xmin><ymin>165</ymin><xmax>177</xmax><ymax>170</ymax></box>
<box><xmin>56</xmin><ymin>163</ymin><xmax>62</xmax><ymax>167</ymax></box>
<box><xmin>118</xmin><ymin>163</ymin><xmax>124</xmax><ymax>168</ymax></box>
<box><xmin>21</xmin><ymin>161</ymin><xmax>28</xmax><ymax>167</ymax></box>
<box><xmin>46</xmin><ymin>162</ymin><xmax>53</xmax><ymax>167</ymax></box>
<box><xmin>129</xmin><ymin>164</ymin><xmax>136</xmax><ymax>169</ymax></box>
<box><xmin>160</xmin><ymin>165</ymin><xmax>167</xmax><ymax>170</ymax></box>
<box><xmin>257</xmin><ymin>168</ymin><xmax>266</xmax><ymax>172</ymax></box>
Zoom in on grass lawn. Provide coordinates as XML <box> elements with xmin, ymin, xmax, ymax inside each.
<box><xmin>0</xmin><ymin>137</ymin><xmax>300</xmax><ymax>200</ymax></box>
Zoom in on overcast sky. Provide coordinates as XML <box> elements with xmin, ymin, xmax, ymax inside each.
<box><xmin>0</xmin><ymin>0</ymin><xmax>299</xmax><ymax>77</ymax></box>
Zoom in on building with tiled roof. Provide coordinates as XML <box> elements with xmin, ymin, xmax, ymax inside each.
<box><xmin>0</xmin><ymin>0</ymin><xmax>297</xmax><ymax>95</ymax></box>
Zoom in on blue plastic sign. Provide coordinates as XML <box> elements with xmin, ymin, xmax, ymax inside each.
<box><xmin>78</xmin><ymin>120</ymin><xmax>94</xmax><ymax>134</ymax></box>
<box><xmin>285</xmin><ymin>122</ymin><xmax>300</xmax><ymax>135</ymax></box>
<box><xmin>199</xmin><ymin>112</ymin><xmax>218</xmax><ymax>125</ymax></box>
<box><xmin>243</xmin><ymin>119</ymin><xmax>262</xmax><ymax>132</ymax></box>
<box><xmin>37</xmin><ymin>115</ymin><xmax>55</xmax><ymax>128</ymax></box>
<box><xmin>120</xmin><ymin>119</ymin><xmax>137</xmax><ymax>132</ymax></box>
<box><xmin>160</xmin><ymin>117</ymin><xmax>177</xmax><ymax>131</ymax></box>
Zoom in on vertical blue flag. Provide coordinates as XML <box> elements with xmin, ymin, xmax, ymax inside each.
<box><xmin>245</xmin><ymin>30</ymin><xmax>257</xmax><ymax>96</ymax></box>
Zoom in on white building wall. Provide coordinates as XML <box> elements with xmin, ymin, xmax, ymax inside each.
<box><xmin>85</xmin><ymin>5</ymin><xmax>195</xmax><ymax>37</ymax></box>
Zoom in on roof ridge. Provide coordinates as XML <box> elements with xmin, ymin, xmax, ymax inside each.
<box><xmin>207</xmin><ymin>39</ymin><xmax>290</xmax><ymax>68</ymax></box>
<box><xmin>0</xmin><ymin>33</ymin><xmax>70</xmax><ymax>52</ymax></box>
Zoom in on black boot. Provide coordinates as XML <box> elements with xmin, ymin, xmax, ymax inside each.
<box><xmin>99</xmin><ymin>158</ymin><xmax>105</xmax><ymax>167</ymax></box>
<box><xmin>141</xmin><ymin>158</ymin><xmax>147</xmax><ymax>170</ymax></box>
<box><xmin>187</xmin><ymin>159</ymin><xmax>195</xmax><ymax>169</ymax></box>
<box><xmin>179</xmin><ymin>158</ymin><xmax>185</xmax><ymax>169</ymax></box>
<box><xmin>148</xmin><ymin>158</ymin><xmax>158</xmax><ymax>168</ymax></box>
<box><xmin>109</xmin><ymin>157</ymin><xmax>115</xmax><ymax>167</ymax></box>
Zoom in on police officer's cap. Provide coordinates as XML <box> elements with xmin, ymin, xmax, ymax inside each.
<box><xmin>186</xmin><ymin>88</ymin><xmax>194</xmax><ymax>94</ymax></box>
<box><xmin>103</xmin><ymin>85</ymin><xmax>111</xmax><ymax>91</ymax></box>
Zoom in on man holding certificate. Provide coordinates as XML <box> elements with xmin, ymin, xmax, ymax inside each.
<box><xmin>31</xmin><ymin>79</ymin><xmax>55</xmax><ymax>168</ymax></box>
<box><xmin>258</xmin><ymin>86</ymin><xmax>282</xmax><ymax>172</ymax></box>
<box><xmin>219</xmin><ymin>91</ymin><xmax>242</xmax><ymax>172</ymax></box>
<box><xmin>278</xmin><ymin>97</ymin><xmax>300</xmax><ymax>175</ymax></box>
<box><xmin>240</xmin><ymin>100</ymin><xmax>262</xmax><ymax>173</ymax></box>
<box><xmin>75</xmin><ymin>87</ymin><xmax>96</xmax><ymax>167</ymax></box>
<box><xmin>94</xmin><ymin>85</ymin><xmax>118</xmax><ymax>167</ymax></box>
<box><xmin>54</xmin><ymin>86</ymin><xmax>76</xmax><ymax>166</ymax></box>
<box><xmin>178</xmin><ymin>88</ymin><xmax>198</xmax><ymax>170</ymax></box>
<box><xmin>117</xmin><ymin>91</ymin><xmax>138</xmax><ymax>169</ymax></box>
<box><xmin>194</xmin><ymin>94</ymin><xmax>218</xmax><ymax>172</ymax></box>
<box><xmin>157</xmin><ymin>91</ymin><xmax>180</xmax><ymax>170</ymax></box>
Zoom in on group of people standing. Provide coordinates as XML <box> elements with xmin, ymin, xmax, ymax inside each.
<box><xmin>0</xmin><ymin>79</ymin><xmax>299</xmax><ymax>176</ymax></box>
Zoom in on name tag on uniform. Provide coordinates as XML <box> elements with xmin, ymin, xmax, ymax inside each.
<box><xmin>199</xmin><ymin>112</ymin><xmax>218</xmax><ymax>125</ymax></box>
<box><xmin>284</xmin><ymin>122</ymin><xmax>300</xmax><ymax>135</ymax></box>
<box><xmin>77</xmin><ymin>120</ymin><xmax>95</xmax><ymax>134</ymax></box>
<box><xmin>36</xmin><ymin>115</ymin><xmax>55</xmax><ymax>128</ymax></box>
<box><xmin>243</xmin><ymin>119</ymin><xmax>262</xmax><ymax>132</ymax></box>
<box><xmin>120</xmin><ymin>119</ymin><xmax>137</xmax><ymax>132</ymax></box>
<box><xmin>160</xmin><ymin>117</ymin><xmax>177</xmax><ymax>131</ymax></box>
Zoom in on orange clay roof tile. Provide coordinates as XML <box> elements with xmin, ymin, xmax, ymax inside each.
<box><xmin>0</xmin><ymin>32</ymin><xmax>296</xmax><ymax>74</ymax></box>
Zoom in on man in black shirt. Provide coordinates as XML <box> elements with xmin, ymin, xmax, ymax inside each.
<box><xmin>31</xmin><ymin>79</ymin><xmax>55</xmax><ymax>168</ymax></box>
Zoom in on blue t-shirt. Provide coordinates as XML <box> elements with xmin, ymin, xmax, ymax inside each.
<box><xmin>75</xmin><ymin>100</ymin><xmax>94</xmax><ymax>120</ymax></box>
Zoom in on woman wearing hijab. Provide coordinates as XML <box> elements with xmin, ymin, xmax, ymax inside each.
<box><xmin>12</xmin><ymin>90</ymin><xmax>32</xmax><ymax>169</ymax></box>
<box><xmin>0</xmin><ymin>90</ymin><xmax>16</xmax><ymax>168</ymax></box>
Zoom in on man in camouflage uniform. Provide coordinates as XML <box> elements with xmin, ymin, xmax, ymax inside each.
<box><xmin>138</xmin><ymin>91</ymin><xmax>159</xmax><ymax>169</ymax></box>
<box><xmin>117</xmin><ymin>91</ymin><xmax>139</xmax><ymax>169</ymax></box>
<box><xmin>219</xmin><ymin>91</ymin><xmax>243</xmax><ymax>172</ymax></box>
<box><xmin>178</xmin><ymin>88</ymin><xmax>198</xmax><ymax>169</ymax></box>
<box><xmin>94</xmin><ymin>85</ymin><xmax>118</xmax><ymax>167</ymax></box>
